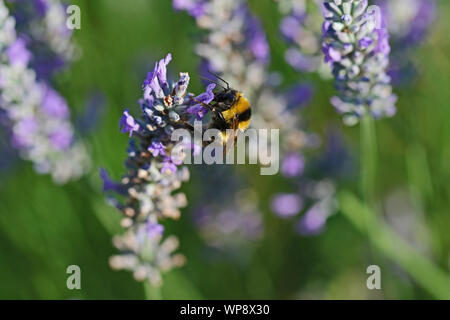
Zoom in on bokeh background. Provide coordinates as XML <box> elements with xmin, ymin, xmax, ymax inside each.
<box><xmin>0</xmin><ymin>0</ymin><xmax>449</xmax><ymax>299</ymax></box>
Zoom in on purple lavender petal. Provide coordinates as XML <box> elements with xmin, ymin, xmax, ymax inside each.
<box><xmin>194</xmin><ymin>83</ymin><xmax>216</xmax><ymax>104</ymax></box>
<box><xmin>322</xmin><ymin>44</ymin><xmax>341</xmax><ymax>64</ymax></box>
<box><xmin>41</xmin><ymin>84</ymin><xmax>70</xmax><ymax>119</ymax></box>
<box><xmin>11</xmin><ymin>117</ymin><xmax>38</xmax><ymax>148</ymax></box>
<box><xmin>187</xmin><ymin>83</ymin><xmax>215</xmax><ymax>119</ymax></box>
<box><xmin>33</xmin><ymin>0</ymin><xmax>49</xmax><ymax>16</ymax></box>
<box><xmin>161</xmin><ymin>156</ymin><xmax>181</xmax><ymax>174</ymax></box>
<box><xmin>280</xmin><ymin>16</ymin><xmax>301</xmax><ymax>41</ymax></box>
<box><xmin>156</xmin><ymin>53</ymin><xmax>172</xmax><ymax>88</ymax></box>
<box><xmin>173</xmin><ymin>0</ymin><xmax>206</xmax><ymax>18</ymax></box>
<box><xmin>186</xmin><ymin>104</ymin><xmax>208</xmax><ymax>120</ymax></box>
<box><xmin>374</xmin><ymin>28</ymin><xmax>391</xmax><ymax>55</ymax></box>
<box><xmin>297</xmin><ymin>205</ymin><xmax>327</xmax><ymax>236</ymax></box>
<box><xmin>49</xmin><ymin>126</ymin><xmax>73</xmax><ymax>150</ymax></box>
<box><xmin>285</xmin><ymin>48</ymin><xmax>319</xmax><ymax>72</ymax></box>
<box><xmin>6</xmin><ymin>38</ymin><xmax>32</xmax><ymax>66</ymax></box>
<box><xmin>271</xmin><ymin>193</ymin><xmax>303</xmax><ymax>218</ymax></box>
<box><xmin>100</xmin><ymin>168</ymin><xmax>127</xmax><ymax>194</ymax></box>
<box><xmin>242</xmin><ymin>6</ymin><xmax>270</xmax><ymax>64</ymax></box>
<box><xmin>146</xmin><ymin>221</ymin><xmax>165</xmax><ymax>238</ymax></box>
<box><xmin>119</xmin><ymin>109</ymin><xmax>140</xmax><ymax>137</ymax></box>
<box><xmin>148</xmin><ymin>141</ymin><xmax>166</xmax><ymax>157</ymax></box>
<box><xmin>285</xmin><ymin>83</ymin><xmax>314</xmax><ymax>109</ymax></box>
<box><xmin>281</xmin><ymin>153</ymin><xmax>305</xmax><ymax>178</ymax></box>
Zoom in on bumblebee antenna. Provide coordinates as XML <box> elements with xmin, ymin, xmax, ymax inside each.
<box><xmin>207</xmin><ymin>69</ymin><xmax>230</xmax><ymax>90</ymax></box>
<box><xmin>199</xmin><ymin>75</ymin><xmax>226</xmax><ymax>90</ymax></box>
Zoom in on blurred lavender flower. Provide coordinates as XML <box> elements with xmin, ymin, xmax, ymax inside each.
<box><xmin>175</xmin><ymin>0</ymin><xmax>267</xmax><ymax>97</ymax></box>
<box><xmin>281</xmin><ymin>152</ymin><xmax>305</xmax><ymax>177</ymax></box>
<box><xmin>313</xmin><ymin>128</ymin><xmax>354</xmax><ymax>178</ymax></box>
<box><xmin>270</xmin><ymin>128</ymin><xmax>351</xmax><ymax>236</ymax></box>
<box><xmin>5</xmin><ymin>36</ymin><xmax>31</xmax><ymax>65</ymax></box>
<box><xmin>284</xmin><ymin>83</ymin><xmax>314</xmax><ymax>110</ymax></box>
<box><xmin>322</xmin><ymin>0</ymin><xmax>397</xmax><ymax>125</ymax></box>
<box><xmin>0</xmin><ymin>1</ymin><xmax>89</xmax><ymax>183</ymax></box>
<box><xmin>194</xmin><ymin>189</ymin><xmax>263</xmax><ymax>252</ymax></box>
<box><xmin>374</xmin><ymin>0</ymin><xmax>436</xmax><ymax>86</ymax></box>
<box><xmin>41</xmin><ymin>82</ymin><xmax>70</xmax><ymax>118</ymax></box>
<box><xmin>76</xmin><ymin>91</ymin><xmax>106</xmax><ymax>135</ymax></box>
<box><xmin>102</xmin><ymin>53</ymin><xmax>209</xmax><ymax>286</ymax></box>
<box><xmin>176</xmin><ymin>0</ymin><xmax>339</xmax><ymax>237</ymax></box>
<box><xmin>173</xmin><ymin>0</ymin><xmax>206</xmax><ymax>18</ymax></box>
<box><xmin>269</xmin><ymin>178</ymin><xmax>337</xmax><ymax>235</ymax></box>
<box><xmin>297</xmin><ymin>205</ymin><xmax>327</xmax><ymax>235</ymax></box>
<box><xmin>296</xmin><ymin>179</ymin><xmax>336</xmax><ymax>235</ymax></box>
<box><xmin>277</xmin><ymin>0</ymin><xmax>332</xmax><ymax>77</ymax></box>
<box><xmin>375</xmin><ymin>0</ymin><xmax>436</xmax><ymax>46</ymax></box>
<box><xmin>271</xmin><ymin>193</ymin><xmax>303</xmax><ymax>218</ymax></box>
<box><xmin>7</xmin><ymin>0</ymin><xmax>78</xmax><ymax>78</ymax></box>
<box><xmin>109</xmin><ymin>225</ymin><xmax>185</xmax><ymax>287</ymax></box>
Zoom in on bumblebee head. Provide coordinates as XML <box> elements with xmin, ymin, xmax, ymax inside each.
<box><xmin>214</xmin><ymin>89</ymin><xmax>238</xmax><ymax>106</ymax></box>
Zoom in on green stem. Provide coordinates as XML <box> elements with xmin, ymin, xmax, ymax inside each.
<box><xmin>143</xmin><ymin>282</ymin><xmax>162</xmax><ymax>300</ymax></box>
<box><xmin>359</xmin><ymin>114</ymin><xmax>380</xmax><ymax>262</ymax></box>
<box><xmin>360</xmin><ymin>114</ymin><xmax>377</xmax><ymax>209</ymax></box>
<box><xmin>406</xmin><ymin>143</ymin><xmax>434</xmax><ymax>209</ymax></box>
<box><xmin>339</xmin><ymin>192</ymin><xmax>450</xmax><ymax>299</ymax></box>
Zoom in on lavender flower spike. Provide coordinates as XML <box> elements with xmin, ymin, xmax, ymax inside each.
<box><xmin>322</xmin><ymin>0</ymin><xmax>397</xmax><ymax>125</ymax></box>
<box><xmin>102</xmin><ymin>54</ymin><xmax>209</xmax><ymax>286</ymax></box>
<box><xmin>109</xmin><ymin>225</ymin><xmax>185</xmax><ymax>287</ymax></box>
<box><xmin>0</xmin><ymin>1</ymin><xmax>89</xmax><ymax>183</ymax></box>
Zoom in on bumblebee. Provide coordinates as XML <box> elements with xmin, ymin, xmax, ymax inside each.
<box><xmin>204</xmin><ymin>74</ymin><xmax>251</xmax><ymax>147</ymax></box>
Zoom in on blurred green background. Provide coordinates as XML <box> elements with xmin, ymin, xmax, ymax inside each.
<box><xmin>0</xmin><ymin>0</ymin><xmax>449</xmax><ymax>299</ymax></box>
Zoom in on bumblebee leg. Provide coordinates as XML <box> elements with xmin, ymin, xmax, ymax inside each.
<box><xmin>232</xmin><ymin>115</ymin><xmax>239</xmax><ymax>144</ymax></box>
<box><xmin>216</xmin><ymin>109</ymin><xmax>227</xmax><ymax>124</ymax></box>
<box><xmin>180</xmin><ymin>120</ymin><xmax>194</xmax><ymax>130</ymax></box>
<box><xmin>223</xmin><ymin>115</ymin><xmax>239</xmax><ymax>155</ymax></box>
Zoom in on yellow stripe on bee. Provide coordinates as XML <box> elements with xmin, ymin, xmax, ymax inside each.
<box><xmin>220</xmin><ymin>93</ymin><xmax>251</xmax><ymax>122</ymax></box>
<box><xmin>219</xmin><ymin>120</ymin><xmax>251</xmax><ymax>143</ymax></box>
<box><xmin>238</xmin><ymin>119</ymin><xmax>250</xmax><ymax>131</ymax></box>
